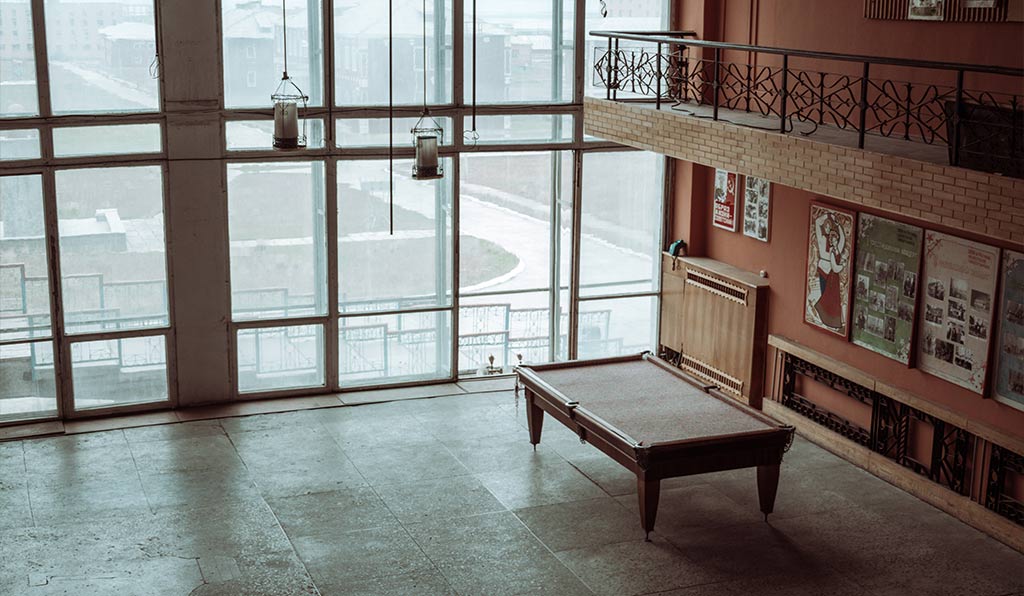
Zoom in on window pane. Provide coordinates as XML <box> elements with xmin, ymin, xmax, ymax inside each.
<box><xmin>579</xmin><ymin>151</ymin><xmax>663</xmax><ymax>297</ymax></box>
<box><xmin>56</xmin><ymin>166</ymin><xmax>169</xmax><ymax>334</ymax></box>
<box><xmin>0</xmin><ymin>130</ymin><xmax>41</xmax><ymax>160</ymax></box>
<box><xmin>0</xmin><ymin>1</ymin><xmax>38</xmax><ymax>117</ymax></box>
<box><xmin>459</xmin><ymin>292</ymin><xmax>554</xmax><ymax>374</ymax></box>
<box><xmin>44</xmin><ymin>0</ymin><xmax>160</xmax><ymax>114</ymax></box>
<box><xmin>53</xmin><ymin>124</ymin><xmax>162</xmax><ymax>157</ymax></box>
<box><xmin>0</xmin><ymin>341</ymin><xmax>58</xmax><ymax>421</ymax></box>
<box><xmin>71</xmin><ymin>335</ymin><xmax>168</xmax><ymax>409</ymax></box>
<box><xmin>226</xmin><ymin>119</ymin><xmax>325</xmax><ymax>151</ymax></box>
<box><xmin>340</xmin><ymin>311</ymin><xmax>451</xmax><ymax>386</ymax></box>
<box><xmin>223</xmin><ymin>0</ymin><xmax>324</xmax><ymax>108</ymax></box>
<box><xmin>578</xmin><ymin>295</ymin><xmax>657</xmax><ymax>359</ymax></box>
<box><xmin>585</xmin><ymin>1</ymin><xmax>667</xmax><ymax>98</ymax></box>
<box><xmin>465</xmin><ymin>115</ymin><xmax>572</xmax><ymax>144</ymax></box>
<box><xmin>336</xmin><ymin>117</ymin><xmax>452</xmax><ymax>148</ymax></box>
<box><xmin>338</xmin><ymin>159</ymin><xmax>452</xmax><ymax>313</ymax></box>
<box><xmin>334</xmin><ymin>0</ymin><xmax>452</xmax><ymax>106</ymax></box>
<box><xmin>465</xmin><ymin>1</ymin><xmax>572</xmax><ymax>103</ymax></box>
<box><xmin>228</xmin><ymin>161</ymin><xmax>327</xmax><ymax>320</ymax></box>
<box><xmin>1</xmin><ymin>175</ymin><xmax>51</xmax><ymax>342</ymax></box>
<box><xmin>237</xmin><ymin>324</ymin><xmax>325</xmax><ymax>393</ymax></box>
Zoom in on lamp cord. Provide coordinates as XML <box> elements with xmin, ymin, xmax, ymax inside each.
<box><xmin>282</xmin><ymin>0</ymin><xmax>289</xmax><ymax>77</ymax></box>
<box><xmin>423</xmin><ymin>0</ymin><xmax>428</xmax><ymax>112</ymax></box>
<box><xmin>388</xmin><ymin>0</ymin><xmax>394</xmax><ymax>235</ymax></box>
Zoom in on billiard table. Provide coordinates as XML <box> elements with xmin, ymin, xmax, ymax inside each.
<box><xmin>515</xmin><ymin>353</ymin><xmax>794</xmax><ymax>539</ymax></box>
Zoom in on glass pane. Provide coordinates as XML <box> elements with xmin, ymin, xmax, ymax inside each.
<box><xmin>338</xmin><ymin>158</ymin><xmax>452</xmax><ymax>313</ymax></box>
<box><xmin>44</xmin><ymin>0</ymin><xmax>160</xmax><ymax>114</ymax></box>
<box><xmin>223</xmin><ymin>0</ymin><xmax>324</xmax><ymax>108</ymax></box>
<box><xmin>336</xmin><ymin>117</ymin><xmax>452</xmax><ymax>148</ymax></box>
<box><xmin>0</xmin><ymin>341</ymin><xmax>58</xmax><ymax>421</ymax></box>
<box><xmin>56</xmin><ymin>166</ymin><xmax>169</xmax><ymax>334</ymax></box>
<box><xmin>334</xmin><ymin>0</ymin><xmax>452</xmax><ymax>106</ymax></box>
<box><xmin>53</xmin><ymin>124</ymin><xmax>161</xmax><ymax>157</ymax></box>
<box><xmin>465</xmin><ymin>115</ymin><xmax>572</xmax><ymax>144</ymax></box>
<box><xmin>585</xmin><ymin>0</ymin><xmax>667</xmax><ymax>98</ymax></box>
<box><xmin>71</xmin><ymin>335</ymin><xmax>167</xmax><ymax>409</ymax></box>
<box><xmin>228</xmin><ymin>161</ymin><xmax>327</xmax><ymax>321</ymax></box>
<box><xmin>0</xmin><ymin>1</ymin><xmax>38</xmax><ymax>117</ymax></box>
<box><xmin>339</xmin><ymin>310</ymin><xmax>451</xmax><ymax>386</ymax></box>
<box><xmin>459</xmin><ymin>292</ymin><xmax>553</xmax><ymax>374</ymax></box>
<box><xmin>578</xmin><ymin>295</ymin><xmax>657</xmax><ymax>359</ymax></box>
<box><xmin>1</xmin><ymin>175</ymin><xmax>51</xmax><ymax>342</ymax></box>
<box><xmin>0</xmin><ymin>130</ymin><xmax>41</xmax><ymax>160</ymax></box>
<box><xmin>465</xmin><ymin>1</ymin><xmax>572</xmax><ymax>103</ymax></box>
<box><xmin>226</xmin><ymin>119</ymin><xmax>325</xmax><ymax>151</ymax></box>
<box><xmin>237</xmin><ymin>324</ymin><xmax>325</xmax><ymax>393</ymax></box>
<box><xmin>579</xmin><ymin>151</ymin><xmax>663</xmax><ymax>297</ymax></box>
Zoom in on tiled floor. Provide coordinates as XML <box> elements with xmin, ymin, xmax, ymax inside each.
<box><xmin>1</xmin><ymin>388</ymin><xmax>1022</xmax><ymax>596</ymax></box>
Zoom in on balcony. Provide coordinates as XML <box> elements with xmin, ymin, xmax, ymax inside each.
<box><xmin>583</xmin><ymin>31</ymin><xmax>1024</xmax><ymax>244</ymax></box>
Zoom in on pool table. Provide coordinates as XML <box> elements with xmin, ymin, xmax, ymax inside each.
<box><xmin>516</xmin><ymin>353</ymin><xmax>794</xmax><ymax>539</ymax></box>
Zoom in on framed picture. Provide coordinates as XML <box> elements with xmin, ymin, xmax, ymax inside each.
<box><xmin>963</xmin><ymin>0</ymin><xmax>995</xmax><ymax>8</ymax></box>
<box><xmin>805</xmin><ymin>202</ymin><xmax>856</xmax><ymax>338</ymax></box>
<box><xmin>712</xmin><ymin>169</ymin><xmax>738</xmax><ymax>232</ymax></box>
<box><xmin>850</xmin><ymin>214</ymin><xmax>924</xmax><ymax>365</ymax></box>
<box><xmin>743</xmin><ymin>176</ymin><xmax>771</xmax><ymax>242</ymax></box>
<box><xmin>908</xmin><ymin>0</ymin><xmax>945</xmax><ymax>20</ymax></box>
<box><xmin>915</xmin><ymin>231</ymin><xmax>999</xmax><ymax>395</ymax></box>
<box><xmin>994</xmin><ymin>249</ymin><xmax>1024</xmax><ymax>410</ymax></box>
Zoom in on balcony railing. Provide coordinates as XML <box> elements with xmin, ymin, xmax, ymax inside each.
<box><xmin>590</xmin><ymin>31</ymin><xmax>1024</xmax><ymax>177</ymax></box>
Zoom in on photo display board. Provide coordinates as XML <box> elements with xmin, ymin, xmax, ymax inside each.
<box><xmin>805</xmin><ymin>202</ymin><xmax>857</xmax><ymax>338</ymax></box>
<box><xmin>743</xmin><ymin>176</ymin><xmax>771</xmax><ymax>242</ymax></box>
<box><xmin>994</xmin><ymin>249</ymin><xmax>1024</xmax><ymax>409</ymax></box>
<box><xmin>916</xmin><ymin>231</ymin><xmax>1000</xmax><ymax>394</ymax></box>
<box><xmin>851</xmin><ymin>214</ymin><xmax>924</xmax><ymax>365</ymax></box>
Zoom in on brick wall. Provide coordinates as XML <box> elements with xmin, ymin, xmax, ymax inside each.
<box><xmin>585</xmin><ymin>97</ymin><xmax>1024</xmax><ymax>246</ymax></box>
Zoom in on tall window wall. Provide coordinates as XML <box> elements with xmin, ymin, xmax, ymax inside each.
<box><xmin>0</xmin><ymin>0</ymin><xmax>669</xmax><ymax>421</ymax></box>
<box><xmin>0</xmin><ymin>0</ymin><xmax>169</xmax><ymax>422</ymax></box>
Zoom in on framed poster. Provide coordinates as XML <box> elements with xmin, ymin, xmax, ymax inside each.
<box><xmin>805</xmin><ymin>202</ymin><xmax>856</xmax><ymax>338</ymax></box>
<box><xmin>963</xmin><ymin>0</ymin><xmax>996</xmax><ymax>8</ymax></box>
<box><xmin>994</xmin><ymin>250</ymin><xmax>1024</xmax><ymax>410</ymax></box>
<box><xmin>743</xmin><ymin>176</ymin><xmax>771</xmax><ymax>242</ymax></box>
<box><xmin>851</xmin><ymin>214</ymin><xmax>924</xmax><ymax>365</ymax></box>
<box><xmin>916</xmin><ymin>231</ymin><xmax>999</xmax><ymax>394</ymax></box>
<box><xmin>908</xmin><ymin>0</ymin><xmax>945</xmax><ymax>19</ymax></box>
<box><xmin>712</xmin><ymin>169</ymin><xmax>738</xmax><ymax>232</ymax></box>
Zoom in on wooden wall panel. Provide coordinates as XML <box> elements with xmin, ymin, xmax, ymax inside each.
<box><xmin>865</xmin><ymin>0</ymin><xmax>1010</xmax><ymax>22</ymax></box>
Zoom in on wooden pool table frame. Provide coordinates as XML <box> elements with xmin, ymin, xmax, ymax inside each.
<box><xmin>516</xmin><ymin>353</ymin><xmax>795</xmax><ymax>538</ymax></box>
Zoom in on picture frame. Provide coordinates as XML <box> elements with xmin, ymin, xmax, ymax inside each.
<box><xmin>915</xmin><ymin>231</ymin><xmax>1000</xmax><ymax>395</ymax></box>
<box><xmin>742</xmin><ymin>176</ymin><xmax>771</xmax><ymax>243</ymax></box>
<box><xmin>850</xmin><ymin>213</ymin><xmax>924</xmax><ymax>365</ymax></box>
<box><xmin>804</xmin><ymin>202</ymin><xmax>857</xmax><ymax>338</ymax></box>
<box><xmin>994</xmin><ymin>249</ymin><xmax>1024</xmax><ymax>410</ymax></box>
<box><xmin>908</xmin><ymin>0</ymin><xmax>946</xmax><ymax>20</ymax></box>
<box><xmin>712</xmin><ymin>169</ymin><xmax>739</xmax><ymax>232</ymax></box>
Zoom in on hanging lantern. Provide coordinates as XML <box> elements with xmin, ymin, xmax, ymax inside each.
<box><xmin>272</xmin><ymin>75</ymin><xmax>308</xmax><ymax>150</ymax></box>
<box><xmin>411</xmin><ymin>111</ymin><xmax>444</xmax><ymax>180</ymax></box>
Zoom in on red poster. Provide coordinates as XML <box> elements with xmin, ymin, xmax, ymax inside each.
<box><xmin>713</xmin><ymin>169</ymin><xmax>738</xmax><ymax>231</ymax></box>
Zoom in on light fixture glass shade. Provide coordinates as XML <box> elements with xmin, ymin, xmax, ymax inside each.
<box><xmin>272</xmin><ymin>76</ymin><xmax>308</xmax><ymax>150</ymax></box>
<box><xmin>411</xmin><ymin>113</ymin><xmax>444</xmax><ymax>180</ymax></box>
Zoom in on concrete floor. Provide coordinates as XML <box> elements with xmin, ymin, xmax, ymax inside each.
<box><xmin>1</xmin><ymin>388</ymin><xmax>1022</xmax><ymax>596</ymax></box>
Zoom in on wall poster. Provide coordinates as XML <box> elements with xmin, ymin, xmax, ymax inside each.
<box><xmin>713</xmin><ymin>169</ymin><xmax>738</xmax><ymax>232</ymax></box>
<box><xmin>916</xmin><ymin>231</ymin><xmax>999</xmax><ymax>394</ymax></box>
<box><xmin>908</xmin><ymin>0</ymin><xmax>946</xmax><ymax>20</ymax></box>
<box><xmin>743</xmin><ymin>176</ymin><xmax>771</xmax><ymax>242</ymax></box>
<box><xmin>851</xmin><ymin>214</ymin><xmax>924</xmax><ymax>365</ymax></box>
<box><xmin>994</xmin><ymin>249</ymin><xmax>1024</xmax><ymax>410</ymax></box>
<box><xmin>805</xmin><ymin>202</ymin><xmax>856</xmax><ymax>338</ymax></box>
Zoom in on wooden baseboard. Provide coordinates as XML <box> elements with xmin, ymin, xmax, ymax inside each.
<box><xmin>764</xmin><ymin>400</ymin><xmax>1024</xmax><ymax>554</ymax></box>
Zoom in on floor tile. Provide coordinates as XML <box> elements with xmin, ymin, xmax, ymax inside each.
<box><xmin>616</xmin><ymin>483</ymin><xmax>763</xmax><ymax>536</ymax></box>
<box><xmin>514</xmin><ymin>496</ymin><xmax>646</xmax><ymax>551</ymax></box>
<box><xmin>441</xmin><ymin>430</ymin><xmax>563</xmax><ymax>474</ymax></box>
<box><xmin>339</xmin><ymin>383</ymin><xmax>465</xmax><ymax>405</ymax></box>
<box><xmin>346</xmin><ymin>440</ymin><xmax>471</xmax><ymax>486</ymax></box>
<box><xmin>293</xmin><ymin>525</ymin><xmax>434</xmax><ymax>585</ymax></box>
<box><xmin>190</xmin><ymin>552</ymin><xmax>319</xmax><ymax>596</ymax></box>
<box><xmin>457</xmin><ymin>377</ymin><xmax>517</xmax><ymax>393</ymax></box>
<box><xmin>405</xmin><ymin>511</ymin><xmax>550</xmax><ymax>568</ymax></box>
<box><xmin>129</xmin><ymin>435</ymin><xmax>245</xmax><ymax>474</ymax></box>
<box><xmin>266</xmin><ymin>486</ymin><xmax>397</xmax><ymax>537</ymax></box>
<box><xmin>476</xmin><ymin>458</ymin><xmax>607</xmax><ymax>510</ymax></box>
<box><xmin>139</xmin><ymin>467</ymin><xmax>261</xmax><ymax>511</ymax></box>
<box><xmin>28</xmin><ymin>473</ymin><xmax>151</xmax><ymax>524</ymax></box>
<box><xmin>317</xmin><ymin>569</ymin><xmax>457</xmax><ymax>596</ymax></box>
<box><xmin>123</xmin><ymin>420</ymin><xmax>226</xmax><ymax>444</ymax></box>
<box><xmin>374</xmin><ymin>475</ymin><xmax>506</xmax><ymax>524</ymax></box>
<box><xmin>555</xmin><ymin>535</ymin><xmax>722</xmax><ymax>596</ymax></box>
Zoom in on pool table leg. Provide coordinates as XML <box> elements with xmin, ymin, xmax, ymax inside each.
<box><xmin>757</xmin><ymin>463</ymin><xmax>781</xmax><ymax>521</ymax></box>
<box><xmin>526</xmin><ymin>392</ymin><xmax>544</xmax><ymax>449</ymax></box>
<box><xmin>637</xmin><ymin>473</ymin><xmax>660</xmax><ymax>541</ymax></box>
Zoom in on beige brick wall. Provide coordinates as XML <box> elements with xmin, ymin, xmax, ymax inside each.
<box><xmin>585</xmin><ymin>98</ymin><xmax>1024</xmax><ymax>246</ymax></box>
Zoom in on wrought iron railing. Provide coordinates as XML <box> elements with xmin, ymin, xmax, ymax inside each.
<box><xmin>590</xmin><ymin>31</ymin><xmax>1024</xmax><ymax>176</ymax></box>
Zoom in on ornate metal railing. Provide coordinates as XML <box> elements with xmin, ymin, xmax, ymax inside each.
<box><xmin>591</xmin><ymin>31</ymin><xmax>1024</xmax><ymax>176</ymax></box>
